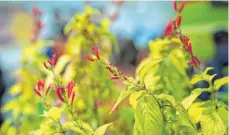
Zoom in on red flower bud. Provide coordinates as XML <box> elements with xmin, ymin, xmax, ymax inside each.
<box><xmin>165</xmin><ymin>21</ymin><xmax>173</xmax><ymax>37</ymax></box>
<box><xmin>45</xmin><ymin>84</ymin><xmax>51</xmax><ymax>95</ymax></box>
<box><xmin>33</xmin><ymin>88</ymin><xmax>41</xmax><ymax>97</ymax></box>
<box><xmin>37</xmin><ymin>80</ymin><xmax>45</xmax><ymax>91</ymax></box>
<box><xmin>189</xmin><ymin>56</ymin><xmax>200</xmax><ymax>68</ymax></box>
<box><xmin>186</xmin><ymin>43</ymin><xmax>193</xmax><ymax>55</ymax></box>
<box><xmin>176</xmin><ymin>16</ymin><xmax>182</xmax><ymax>27</ymax></box>
<box><xmin>173</xmin><ymin>1</ymin><xmax>177</xmax><ymax>11</ymax></box>
<box><xmin>92</xmin><ymin>46</ymin><xmax>100</xmax><ymax>60</ymax></box>
<box><xmin>56</xmin><ymin>87</ymin><xmax>64</xmax><ymax>102</ymax></box>
<box><xmin>43</xmin><ymin>62</ymin><xmax>48</xmax><ymax>69</ymax></box>
<box><xmin>37</xmin><ymin>21</ymin><xmax>44</xmax><ymax>29</ymax></box>
<box><xmin>48</xmin><ymin>54</ymin><xmax>57</xmax><ymax>68</ymax></box>
<box><xmin>106</xmin><ymin>66</ymin><xmax>114</xmax><ymax>73</ymax></box>
<box><xmin>71</xmin><ymin>92</ymin><xmax>76</xmax><ymax>105</ymax></box>
<box><xmin>111</xmin><ymin>76</ymin><xmax>119</xmax><ymax>80</ymax></box>
<box><xmin>33</xmin><ymin>80</ymin><xmax>45</xmax><ymax>97</ymax></box>
<box><xmin>84</xmin><ymin>54</ymin><xmax>95</xmax><ymax>61</ymax></box>
<box><xmin>32</xmin><ymin>6</ymin><xmax>43</xmax><ymax>16</ymax></box>
<box><xmin>179</xmin><ymin>35</ymin><xmax>183</xmax><ymax>42</ymax></box>
<box><xmin>67</xmin><ymin>81</ymin><xmax>75</xmax><ymax>98</ymax></box>
<box><xmin>179</xmin><ymin>2</ymin><xmax>185</xmax><ymax>12</ymax></box>
<box><xmin>184</xmin><ymin>37</ymin><xmax>190</xmax><ymax>46</ymax></box>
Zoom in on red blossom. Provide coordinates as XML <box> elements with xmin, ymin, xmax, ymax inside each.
<box><xmin>34</xmin><ymin>80</ymin><xmax>49</xmax><ymax>97</ymax></box>
<box><xmin>165</xmin><ymin>21</ymin><xmax>174</xmax><ymax>36</ymax></box>
<box><xmin>71</xmin><ymin>92</ymin><xmax>76</xmax><ymax>105</ymax></box>
<box><xmin>32</xmin><ymin>6</ymin><xmax>43</xmax><ymax>16</ymax></box>
<box><xmin>173</xmin><ymin>1</ymin><xmax>177</xmax><ymax>11</ymax></box>
<box><xmin>176</xmin><ymin>16</ymin><xmax>182</xmax><ymax>27</ymax></box>
<box><xmin>111</xmin><ymin>76</ymin><xmax>119</xmax><ymax>80</ymax></box>
<box><xmin>33</xmin><ymin>88</ymin><xmax>41</xmax><ymax>97</ymax></box>
<box><xmin>186</xmin><ymin>43</ymin><xmax>193</xmax><ymax>55</ymax></box>
<box><xmin>56</xmin><ymin>87</ymin><xmax>65</xmax><ymax>102</ymax></box>
<box><xmin>184</xmin><ymin>36</ymin><xmax>190</xmax><ymax>46</ymax></box>
<box><xmin>37</xmin><ymin>80</ymin><xmax>45</xmax><ymax>90</ymax></box>
<box><xmin>45</xmin><ymin>84</ymin><xmax>52</xmax><ymax>95</ymax></box>
<box><xmin>36</xmin><ymin>21</ymin><xmax>44</xmax><ymax>29</ymax></box>
<box><xmin>44</xmin><ymin>54</ymin><xmax>57</xmax><ymax>69</ymax></box>
<box><xmin>67</xmin><ymin>81</ymin><xmax>75</xmax><ymax>98</ymax></box>
<box><xmin>48</xmin><ymin>54</ymin><xmax>57</xmax><ymax>68</ymax></box>
<box><xmin>84</xmin><ymin>54</ymin><xmax>95</xmax><ymax>61</ymax></box>
<box><xmin>189</xmin><ymin>56</ymin><xmax>200</xmax><ymax>68</ymax></box>
<box><xmin>92</xmin><ymin>46</ymin><xmax>100</xmax><ymax>60</ymax></box>
<box><xmin>106</xmin><ymin>66</ymin><xmax>114</xmax><ymax>73</ymax></box>
<box><xmin>179</xmin><ymin>2</ymin><xmax>185</xmax><ymax>12</ymax></box>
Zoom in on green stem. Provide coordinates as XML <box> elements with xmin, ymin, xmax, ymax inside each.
<box><xmin>58</xmin><ymin>120</ymin><xmax>65</xmax><ymax>134</ymax></box>
<box><xmin>66</xmin><ymin>101</ymin><xmax>82</xmax><ymax>128</ymax></box>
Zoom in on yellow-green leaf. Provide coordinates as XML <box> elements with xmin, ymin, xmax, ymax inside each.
<box><xmin>214</xmin><ymin>77</ymin><xmax>228</xmax><ymax>91</ymax></box>
<box><xmin>94</xmin><ymin>122</ymin><xmax>113</xmax><ymax>135</ymax></box>
<box><xmin>109</xmin><ymin>86</ymin><xmax>137</xmax><ymax>114</ymax></box>
<box><xmin>136</xmin><ymin>58</ymin><xmax>164</xmax><ymax>82</ymax></box>
<box><xmin>129</xmin><ymin>91</ymin><xmax>145</xmax><ymax>109</ymax></box>
<box><xmin>203</xmin><ymin>67</ymin><xmax>214</xmax><ymax>74</ymax></box>
<box><xmin>54</xmin><ymin>54</ymin><xmax>71</xmax><ymax>75</ymax></box>
<box><xmin>200</xmin><ymin>112</ymin><xmax>226</xmax><ymax>135</ymax></box>
<box><xmin>190</xmin><ymin>75</ymin><xmax>203</xmax><ymax>84</ymax></box>
<box><xmin>9</xmin><ymin>83</ymin><xmax>21</xmax><ymax>95</ymax></box>
<box><xmin>157</xmin><ymin>94</ymin><xmax>176</xmax><ymax>106</ymax></box>
<box><xmin>134</xmin><ymin>95</ymin><xmax>164</xmax><ymax>135</ymax></box>
<box><xmin>43</xmin><ymin>107</ymin><xmax>62</xmax><ymax>121</ymax></box>
<box><xmin>182</xmin><ymin>88</ymin><xmax>207</xmax><ymax>109</ymax></box>
<box><xmin>188</xmin><ymin>102</ymin><xmax>205</xmax><ymax>124</ymax></box>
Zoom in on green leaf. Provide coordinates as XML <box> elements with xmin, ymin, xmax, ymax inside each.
<box><xmin>136</xmin><ymin>58</ymin><xmax>164</xmax><ymax>82</ymax></box>
<box><xmin>200</xmin><ymin>112</ymin><xmax>227</xmax><ymax>135</ymax></box>
<box><xmin>133</xmin><ymin>95</ymin><xmax>164</xmax><ymax>135</ymax></box>
<box><xmin>129</xmin><ymin>91</ymin><xmax>145</xmax><ymax>109</ymax></box>
<box><xmin>188</xmin><ymin>102</ymin><xmax>205</xmax><ymax>124</ymax></box>
<box><xmin>174</xmin><ymin>103</ymin><xmax>198</xmax><ymax>134</ymax></box>
<box><xmin>157</xmin><ymin>94</ymin><xmax>176</xmax><ymax>106</ymax></box>
<box><xmin>190</xmin><ymin>67</ymin><xmax>216</xmax><ymax>85</ymax></box>
<box><xmin>54</xmin><ymin>54</ymin><xmax>71</xmax><ymax>75</ymax></box>
<box><xmin>109</xmin><ymin>86</ymin><xmax>137</xmax><ymax>114</ymax></box>
<box><xmin>190</xmin><ymin>75</ymin><xmax>203</xmax><ymax>84</ymax></box>
<box><xmin>203</xmin><ymin>67</ymin><xmax>214</xmax><ymax>74</ymax></box>
<box><xmin>182</xmin><ymin>88</ymin><xmax>207</xmax><ymax>109</ymax></box>
<box><xmin>94</xmin><ymin>122</ymin><xmax>113</xmax><ymax>135</ymax></box>
<box><xmin>214</xmin><ymin>77</ymin><xmax>228</xmax><ymax>91</ymax></box>
<box><xmin>62</xmin><ymin>121</ymin><xmax>94</xmax><ymax>135</ymax></box>
<box><xmin>217</xmin><ymin>107</ymin><xmax>228</xmax><ymax>126</ymax></box>
<box><xmin>43</xmin><ymin>107</ymin><xmax>63</xmax><ymax>121</ymax></box>
<box><xmin>9</xmin><ymin>83</ymin><xmax>21</xmax><ymax>95</ymax></box>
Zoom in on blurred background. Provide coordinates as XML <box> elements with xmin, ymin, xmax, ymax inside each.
<box><xmin>0</xmin><ymin>0</ymin><xmax>228</xmax><ymax>127</ymax></box>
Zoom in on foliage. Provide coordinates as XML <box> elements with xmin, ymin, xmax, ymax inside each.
<box><xmin>1</xmin><ymin>2</ymin><xmax>228</xmax><ymax>135</ymax></box>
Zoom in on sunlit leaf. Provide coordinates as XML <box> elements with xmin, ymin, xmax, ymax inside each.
<box><xmin>203</xmin><ymin>67</ymin><xmax>214</xmax><ymax>74</ymax></box>
<box><xmin>94</xmin><ymin>122</ymin><xmax>113</xmax><ymax>135</ymax></box>
<box><xmin>129</xmin><ymin>91</ymin><xmax>145</xmax><ymax>109</ymax></box>
<box><xmin>190</xmin><ymin>75</ymin><xmax>203</xmax><ymax>84</ymax></box>
<box><xmin>9</xmin><ymin>83</ymin><xmax>22</xmax><ymax>95</ymax></box>
<box><xmin>217</xmin><ymin>107</ymin><xmax>228</xmax><ymax>126</ymax></box>
<box><xmin>43</xmin><ymin>107</ymin><xmax>62</xmax><ymax>121</ymax></box>
<box><xmin>214</xmin><ymin>77</ymin><xmax>228</xmax><ymax>91</ymax></box>
<box><xmin>157</xmin><ymin>94</ymin><xmax>176</xmax><ymax>106</ymax></box>
<box><xmin>136</xmin><ymin>58</ymin><xmax>164</xmax><ymax>82</ymax></box>
<box><xmin>200</xmin><ymin>112</ymin><xmax>227</xmax><ymax>135</ymax></box>
<box><xmin>182</xmin><ymin>88</ymin><xmax>207</xmax><ymax>109</ymax></box>
<box><xmin>188</xmin><ymin>102</ymin><xmax>205</xmax><ymax>124</ymax></box>
<box><xmin>54</xmin><ymin>54</ymin><xmax>71</xmax><ymax>75</ymax></box>
<box><xmin>134</xmin><ymin>95</ymin><xmax>164</xmax><ymax>135</ymax></box>
<box><xmin>110</xmin><ymin>86</ymin><xmax>137</xmax><ymax>114</ymax></box>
